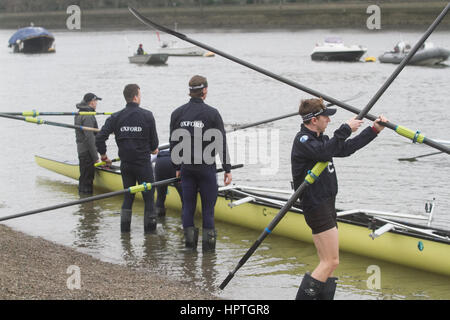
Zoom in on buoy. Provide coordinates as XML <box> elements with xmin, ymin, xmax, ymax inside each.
<box><xmin>365</xmin><ymin>56</ymin><xmax>376</xmax><ymax>62</ymax></box>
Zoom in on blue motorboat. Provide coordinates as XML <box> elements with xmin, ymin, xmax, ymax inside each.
<box><xmin>8</xmin><ymin>26</ymin><xmax>55</xmax><ymax>53</ymax></box>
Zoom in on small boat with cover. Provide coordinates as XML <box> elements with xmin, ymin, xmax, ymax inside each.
<box><xmin>8</xmin><ymin>26</ymin><xmax>55</xmax><ymax>54</ymax></box>
<box><xmin>128</xmin><ymin>53</ymin><xmax>168</xmax><ymax>65</ymax></box>
<box><xmin>379</xmin><ymin>41</ymin><xmax>450</xmax><ymax>66</ymax></box>
<box><xmin>34</xmin><ymin>155</ymin><xmax>450</xmax><ymax>277</ymax></box>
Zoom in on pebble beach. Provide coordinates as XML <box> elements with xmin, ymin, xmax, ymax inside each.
<box><xmin>0</xmin><ymin>224</ymin><xmax>218</xmax><ymax>300</ymax></box>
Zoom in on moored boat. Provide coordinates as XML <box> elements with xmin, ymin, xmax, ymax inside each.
<box><xmin>34</xmin><ymin>155</ymin><xmax>450</xmax><ymax>277</ymax></box>
<box><xmin>311</xmin><ymin>37</ymin><xmax>367</xmax><ymax>62</ymax></box>
<box><xmin>379</xmin><ymin>41</ymin><xmax>450</xmax><ymax>66</ymax></box>
<box><xmin>8</xmin><ymin>26</ymin><xmax>55</xmax><ymax>54</ymax></box>
<box><xmin>128</xmin><ymin>53</ymin><xmax>168</xmax><ymax>65</ymax></box>
<box><xmin>156</xmin><ymin>40</ymin><xmax>212</xmax><ymax>57</ymax></box>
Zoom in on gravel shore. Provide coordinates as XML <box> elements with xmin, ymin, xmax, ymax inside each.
<box><xmin>0</xmin><ymin>224</ymin><xmax>218</xmax><ymax>300</ymax></box>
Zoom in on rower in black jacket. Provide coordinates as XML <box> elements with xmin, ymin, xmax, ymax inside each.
<box><xmin>170</xmin><ymin>75</ymin><xmax>232</xmax><ymax>251</ymax></box>
<box><xmin>291</xmin><ymin>98</ymin><xmax>387</xmax><ymax>300</ymax></box>
<box><xmin>96</xmin><ymin>84</ymin><xmax>159</xmax><ymax>234</ymax></box>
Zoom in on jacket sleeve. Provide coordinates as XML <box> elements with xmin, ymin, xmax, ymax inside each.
<box><xmin>169</xmin><ymin>111</ymin><xmax>181</xmax><ymax>171</ymax></box>
<box><xmin>83</xmin><ymin>116</ymin><xmax>99</xmax><ymax>161</ymax></box>
<box><xmin>215</xmin><ymin>111</ymin><xmax>231</xmax><ymax>173</ymax></box>
<box><xmin>148</xmin><ymin>113</ymin><xmax>159</xmax><ymax>152</ymax></box>
<box><xmin>334</xmin><ymin>126</ymin><xmax>378</xmax><ymax>158</ymax></box>
<box><xmin>95</xmin><ymin>116</ymin><xmax>114</xmax><ymax>155</ymax></box>
<box><xmin>295</xmin><ymin>124</ymin><xmax>352</xmax><ymax>162</ymax></box>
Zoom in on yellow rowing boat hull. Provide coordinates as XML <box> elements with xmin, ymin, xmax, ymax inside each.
<box><xmin>35</xmin><ymin>155</ymin><xmax>450</xmax><ymax>277</ymax></box>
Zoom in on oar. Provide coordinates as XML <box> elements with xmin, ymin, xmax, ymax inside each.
<box><xmin>128</xmin><ymin>5</ymin><xmax>450</xmax><ymax>155</ymax></box>
<box><xmin>0</xmin><ymin>113</ymin><xmax>99</xmax><ymax>132</ymax></box>
<box><xmin>398</xmin><ymin>151</ymin><xmax>443</xmax><ymax>162</ymax></box>
<box><xmin>219</xmin><ymin>162</ymin><xmax>328</xmax><ymax>290</ymax></box>
<box><xmin>0</xmin><ymin>164</ymin><xmax>243</xmax><ymax>222</ymax></box>
<box><xmin>2</xmin><ymin>111</ymin><xmax>114</xmax><ymax>117</ymax></box>
<box><xmin>231</xmin><ymin>91</ymin><xmax>365</xmax><ymax>131</ymax></box>
<box><xmin>219</xmin><ymin>7</ymin><xmax>448</xmax><ymax>289</ymax></box>
<box><xmin>94</xmin><ymin>157</ymin><xmax>121</xmax><ymax>167</ymax></box>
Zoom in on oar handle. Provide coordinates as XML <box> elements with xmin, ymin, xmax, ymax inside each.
<box><xmin>95</xmin><ymin>157</ymin><xmax>121</xmax><ymax>167</ymax></box>
<box><xmin>219</xmin><ymin>162</ymin><xmax>328</xmax><ymax>290</ymax></box>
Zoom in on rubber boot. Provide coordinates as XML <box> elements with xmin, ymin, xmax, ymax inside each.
<box><xmin>144</xmin><ymin>210</ymin><xmax>157</xmax><ymax>234</ymax></box>
<box><xmin>120</xmin><ymin>209</ymin><xmax>132</xmax><ymax>233</ymax></box>
<box><xmin>155</xmin><ymin>206</ymin><xmax>166</xmax><ymax>218</ymax></box>
<box><xmin>295</xmin><ymin>273</ymin><xmax>326</xmax><ymax>300</ymax></box>
<box><xmin>318</xmin><ymin>277</ymin><xmax>338</xmax><ymax>300</ymax></box>
<box><xmin>184</xmin><ymin>227</ymin><xmax>199</xmax><ymax>249</ymax></box>
<box><xmin>202</xmin><ymin>228</ymin><xmax>217</xmax><ymax>252</ymax></box>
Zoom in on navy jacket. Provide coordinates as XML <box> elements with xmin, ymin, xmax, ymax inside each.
<box><xmin>169</xmin><ymin>97</ymin><xmax>231</xmax><ymax>172</ymax></box>
<box><xmin>291</xmin><ymin>123</ymin><xmax>378</xmax><ymax>211</ymax></box>
<box><xmin>96</xmin><ymin>102</ymin><xmax>159</xmax><ymax>163</ymax></box>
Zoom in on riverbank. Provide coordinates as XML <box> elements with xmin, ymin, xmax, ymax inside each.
<box><xmin>0</xmin><ymin>224</ymin><xmax>218</xmax><ymax>300</ymax></box>
<box><xmin>0</xmin><ymin>2</ymin><xmax>449</xmax><ymax>30</ymax></box>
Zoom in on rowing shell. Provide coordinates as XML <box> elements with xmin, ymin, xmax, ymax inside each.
<box><xmin>34</xmin><ymin>155</ymin><xmax>450</xmax><ymax>277</ymax></box>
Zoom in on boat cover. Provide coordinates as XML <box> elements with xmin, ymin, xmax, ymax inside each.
<box><xmin>8</xmin><ymin>27</ymin><xmax>54</xmax><ymax>46</ymax></box>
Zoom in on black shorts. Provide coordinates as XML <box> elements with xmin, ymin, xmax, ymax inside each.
<box><xmin>303</xmin><ymin>197</ymin><xmax>337</xmax><ymax>235</ymax></box>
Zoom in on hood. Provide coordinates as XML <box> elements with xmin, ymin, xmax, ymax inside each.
<box><xmin>76</xmin><ymin>102</ymin><xmax>95</xmax><ymax>111</ymax></box>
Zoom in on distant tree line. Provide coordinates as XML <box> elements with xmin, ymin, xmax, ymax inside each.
<box><xmin>0</xmin><ymin>0</ymin><xmax>442</xmax><ymax>13</ymax></box>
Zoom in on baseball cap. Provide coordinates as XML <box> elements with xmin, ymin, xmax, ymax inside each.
<box><xmin>83</xmin><ymin>93</ymin><xmax>102</xmax><ymax>103</ymax></box>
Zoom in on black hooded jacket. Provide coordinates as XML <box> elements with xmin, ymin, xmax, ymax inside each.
<box><xmin>291</xmin><ymin>123</ymin><xmax>378</xmax><ymax>211</ymax></box>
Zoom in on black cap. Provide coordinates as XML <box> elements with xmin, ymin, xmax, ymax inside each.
<box><xmin>301</xmin><ymin>107</ymin><xmax>336</xmax><ymax>121</ymax></box>
<box><xmin>83</xmin><ymin>93</ymin><xmax>102</xmax><ymax>103</ymax></box>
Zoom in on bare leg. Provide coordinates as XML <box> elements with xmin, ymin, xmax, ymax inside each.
<box><xmin>311</xmin><ymin>227</ymin><xmax>339</xmax><ymax>282</ymax></box>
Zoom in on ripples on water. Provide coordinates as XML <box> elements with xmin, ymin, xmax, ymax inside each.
<box><xmin>0</xmin><ymin>28</ymin><xmax>449</xmax><ymax>299</ymax></box>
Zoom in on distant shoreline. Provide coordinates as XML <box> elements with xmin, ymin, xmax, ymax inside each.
<box><xmin>1</xmin><ymin>2</ymin><xmax>449</xmax><ymax>31</ymax></box>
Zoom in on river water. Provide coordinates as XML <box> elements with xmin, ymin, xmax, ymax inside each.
<box><xmin>0</xmin><ymin>27</ymin><xmax>449</xmax><ymax>300</ymax></box>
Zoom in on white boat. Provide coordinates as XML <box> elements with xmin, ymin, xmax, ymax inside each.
<box><xmin>311</xmin><ymin>37</ymin><xmax>367</xmax><ymax>62</ymax></box>
<box><xmin>379</xmin><ymin>42</ymin><xmax>450</xmax><ymax>66</ymax></box>
<box><xmin>128</xmin><ymin>53</ymin><xmax>168</xmax><ymax>65</ymax></box>
<box><xmin>155</xmin><ymin>40</ymin><xmax>214</xmax><ymax>57</ymax></box>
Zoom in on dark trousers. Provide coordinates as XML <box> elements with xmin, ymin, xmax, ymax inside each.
<box><xmin>154</xmin><ymin>156</ymin><xmax>182</xmax><ymax>209</ymax></box>
<box><xmin>181</xmin><ymin>165</ymin><xmax>217</xmax><ymax>229</ymax></box>
<box><xmin>120</xmin><ymin>161</ymin><xmax>155</xmax><ymax>215</ymax></box>
<box><xmin>78</xmin><ymin>151</ymin><xmax>96</xmax><ymax>194</ymax></box>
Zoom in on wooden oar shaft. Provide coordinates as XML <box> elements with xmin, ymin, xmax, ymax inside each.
<box><xmin>128</xmin><ymin>7</ymin><xmax>450</xmax><ymax>155</ymax></box>
<box><xmin>0</xmin><ymin>112</ymin><xmax>99</xmax><ymax>132</ymax></box>
<box><xmin>219</xmin><ymin>162</ymin><xmax>328</xmax><ymax>290</ymax></box>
